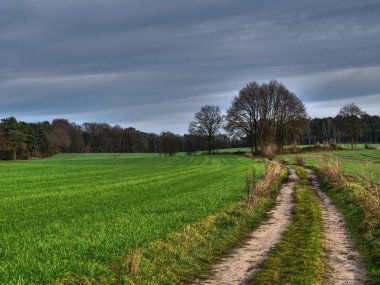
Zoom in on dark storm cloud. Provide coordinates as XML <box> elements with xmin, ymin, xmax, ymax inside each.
<box><xmin>1</xmin><ymin>0</ymin><xmax>379</xmax><ymax>132</ymax></box>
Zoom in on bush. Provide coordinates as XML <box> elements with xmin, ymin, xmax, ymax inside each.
<box><xmin>279</xmin><ymin>158</ymin><xmax>289</xmax><ymax>165</ymax></box>
<box><xmin>263</xmin><ymin>147</ymin><xmax>277</xmax><ymax>160</ymax></box>
<box><xmin>295</xmin><ymin>156</ymin><xmax>304</xmax><ymax>166</ymax></box>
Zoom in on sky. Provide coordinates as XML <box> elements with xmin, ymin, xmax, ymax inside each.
<box><xmin>1</xmin><ymin>0</ymin><xmax>379</xmax><ymax>133</ymax></box>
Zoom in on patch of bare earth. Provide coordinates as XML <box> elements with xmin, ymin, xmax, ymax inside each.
<box><xmin>196</xmin><ymin>168</ymin><xmax>298</xmax><ymax>285</ymax></box>
<box><xmin>308</xmin><ymin>169</ymin><xmax>367</xmax><ymax>285</ymax></box>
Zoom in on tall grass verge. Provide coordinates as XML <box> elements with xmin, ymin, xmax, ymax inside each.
<box><xmin>250</xmin><ymin>168</ymin><xmax>323</xmax><ymax>284</ymax></box>
<box><xmin>95</xmin><ymin>161</ymin><xmax>286</xmax><ymax>285</ymax></box>
<box><xmin>246</xmin><ymin>160</ymin><xmax>283</xmax><ymax>205</ymax></box>
<box><xmin>317</xmin><ymin>158</ymin><xmax>380</xmax><ymax>283</ymax></box>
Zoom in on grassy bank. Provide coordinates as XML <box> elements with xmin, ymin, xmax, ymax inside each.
<box><xmin>317</xmin><ymin>160</ymin><xmax>380</xmax><ymax>284</ymax></box>
<box><xmin>250</xmin><ymin>166</ymin><xmax>323</xmax><ymax>285</ymax></box>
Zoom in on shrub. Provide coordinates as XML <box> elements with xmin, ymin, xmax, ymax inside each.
<box><xmin>263</xmin><ymin>147</ymin><xmax>277</xmax><ymax>160</ymax></box>
<box><xmin>288</xmin><ymin>145</ymin><xmax>302</xmax><ymax>153</ymax></box>
<box><xmin>295</xmin><ymin>156</ymin><xmax>304</xmax><ymax>166</ymax></box>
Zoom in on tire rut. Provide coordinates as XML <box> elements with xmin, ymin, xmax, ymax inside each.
<box><xmin>196</xmin><ymin>167</ymin><xmax>298</xmax><ymax>285</ymax></box>
<box><xmin>307</xmin><ymin>169</ymin><xmax>368</xmax><ymax>285</ymax></box>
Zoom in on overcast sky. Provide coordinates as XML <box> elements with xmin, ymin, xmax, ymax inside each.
<box><xmin>1</xmin><ymin>0</ymin><xmax>379</xmax><ymax>133</ymax></box>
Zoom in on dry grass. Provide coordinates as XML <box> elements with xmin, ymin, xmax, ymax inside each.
<box><xmin>318</xmin><ymin>159</ymin><xmax>380</xmax><ymax>242</ymax></box>
<box><xmin>262</xmin><ymin>147</ymin><xmax>277</xmax><ymax>160</ymax></box>
<box><xmin>317</xmin><ymin>158</ymin><xmax>380</xmax><ymax>281</ymax></box>
<box><xmin>358</xmin><ymin>162</ymin><xmax>380</xmax><ymax>234</ymax></box>
<box><xmin>246</xmin><ymin>160</ymin><xmax>283</xmax><ymax>205</ymax></box>
<box><xmin>295</xmin><ymin>155</ymin><xmax>305</xmax><ymax>166</ymax></box>
<box><xmin>127</xmin><ymin>249</ymin><xmax>142</xmax><ymax>275</ymax></box>
<box><xmin>278</xmin><ymin>157</ymin><xmax>289</xmax><ymax>165</ymax></box>
<box><xmin>317</xmin><ymin>158</ymin><xmax>345</xmax><ymax>188</ymax></box>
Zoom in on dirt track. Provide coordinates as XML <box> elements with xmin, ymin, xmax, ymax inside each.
<box><xmin>308</xmin><ymin>169</ymin><xmax>367</xmax><ymax>284</ymax></box>
<box><xmin>198</xmin><ymin>168</ymin><xmax>298</xmax><ymax>285</ymax></box>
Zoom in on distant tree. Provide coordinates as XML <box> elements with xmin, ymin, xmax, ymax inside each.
<box><xmin>188</xmin><ymin>105</ymin><xmax>223</xmax><ymax>154</ymax></box>
<box><xmin>159</xmin><ymin>131</ymin><xmax>181</xmax><ymax>156</ymax></box>
<box><xmin>51</xmin><ymin>119</ymin><xmax>85</xmax><ymax>152</ymax></box>
<box><xmin>337</xmin><ymin>103</ymin><xmax>366</xmax><ymax>150</ymax></box>
<box><xmin>0</xmin><ymin>117</ymin><xmax>29</xmax><ymax>160</ymax></box>
<box><xmin>225</xmin><ymin>80</ymin><xmax>307</xmax><ymax>153</ymax></box>
<box><xmin>183</xmin><ymin>134</ymin><xmax>207</xmax><ymax>154</ymax></box>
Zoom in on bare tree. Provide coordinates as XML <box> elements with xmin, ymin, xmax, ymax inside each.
<box><xmin>225</xmin><ymin>82</ymin><xmax>261</xmax><ymax>153</ymax></box>
<box><xmin>274</xmin><ymin>88</ymin><xmax>308</xmax><ymax>149</ymax></box>
<box><xmin>188</xmin><ymin>105</ymin><xmax>223</xmax><ymax>154</ymax></box>
<box><xmin>337</xmin><ymin>103</ymin><xmax>366</xmax><ymax>150</ymax></box>
<box><xmin>226</xmin><ymin>80</ymin><xmax>308</xmax><ymax>153</ymax></box>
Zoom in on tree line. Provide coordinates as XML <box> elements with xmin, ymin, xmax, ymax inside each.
<box><xmin>0</xmin><ymin>117</ymin><xmax>237</xmax><ymax>160</ymax></box>
<box><xmin>0</xmin><ymin>80</ymin><xmax>378</xmax><ymax>160</ymax></box>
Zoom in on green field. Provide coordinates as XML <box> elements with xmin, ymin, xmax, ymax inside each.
<box><xmin>0</xmin><ymin>154</ymin><xmax>262</xmax><ymax>284</ymax></box>
<box><xmin>279</xmin><ymin>149</ymin><xmax>380</xmax><ymax>180</ymax></box>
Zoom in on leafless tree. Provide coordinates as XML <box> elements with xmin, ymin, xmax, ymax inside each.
<box><xmin>226</xmin><ymin>80</ymin><xmax>308</xmax><ymax>153</ymax></box>
<box><xmin>225</xmin><ymin>82</ymin><xmax>261</xmax><ymax>153</ymax></box>
<box><xmin>188</xmin><ymin>105</ymin><xmax>223</xmax><ymax>154</ymax></box>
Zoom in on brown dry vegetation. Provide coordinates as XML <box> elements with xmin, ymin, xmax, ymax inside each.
<box><xmin>295</xmin><ymin>155</ymin><xmax>304</xmax><ymax>166</ymax></box>
<box><xmin>318</xmin><ymin>159</ymin><xmax>380</xmax><ymax>231</ymax></box>
<box><xmin>246</xmin><ymin>160</ymin><xmax>283</xmax><ymax>205</ymax></box>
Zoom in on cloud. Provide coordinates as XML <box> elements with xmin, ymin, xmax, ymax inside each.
<box><xmin>0</xmin><ymin>0</ymin><xmax>379</xmax><ymax>133</ymax></box>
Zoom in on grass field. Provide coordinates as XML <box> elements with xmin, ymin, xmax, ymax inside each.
<box><xmin>0</xmin><ymin>154</ymin><xmax>263</xmax><ymax>284</ymax></box>
<box><xmin>214</xmin><ymin>143</ymin><xmax>380</xmax><ymax>154</ymax></box>
<box><xmin>279</xmin><ymin>149</ymin><xmax>380</xmax><ymax>180</ymax></box>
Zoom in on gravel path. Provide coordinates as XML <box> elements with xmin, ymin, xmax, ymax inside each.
<box><xmin>197</xmin><ymin>168</ymin><xmax>298</xmax><ymax>285</ymax></box>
